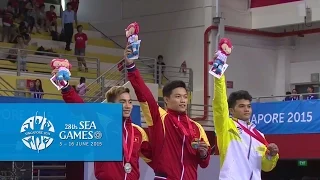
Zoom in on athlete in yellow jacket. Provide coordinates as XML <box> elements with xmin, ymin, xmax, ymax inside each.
<box><xmin>213</xmin><ymin>75</ymin><xmax>279</xmax><ymax>180</ymax></box>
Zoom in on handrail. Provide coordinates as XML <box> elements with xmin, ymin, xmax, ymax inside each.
<box><xmin>0</xmin><ymin>77</ymin><xmax>15</xmax><ymax>90</ymax></box>
<box><xmin>0</xmin><ymin>89</ymin><xmax>97</xmax><ymax>99</ymax></box>
<box><xmin>88</xmin><ymin>23</ymin><xmax>125</xmax><ymax>49</ymax></box>
<box><xmin>0</xmin><ymin>46</ymin><xmax>101</xmax><ymax>77</ymax></box>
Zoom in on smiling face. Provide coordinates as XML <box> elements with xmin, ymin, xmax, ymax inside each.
<box><xmin>105</xmin><ymin>86</ymin><xmax>133</xmax><ymax>119</ymax></box>
<box><xmin>115</xmin><ymin>92</ymin><xmax>133</xmax><ymax>118</ymax></box>
<box><xmin>164</xmin><ymin>87</ymin><xmax>188</xmax><ymax>113</ymax></box>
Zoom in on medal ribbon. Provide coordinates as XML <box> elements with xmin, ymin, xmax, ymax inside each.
<box><xmin>234</xmin><ymin>120</ymin><xmax>269</xmax><ymax>146</ymax></box>
<box><xmin>123</xmin><ymin>123</ymin><xmax>134</xmax><ymax>163</ymax></box>
<box><xmin>178</xmin><ymin>117</ymin><xmax>196</xmax><ymax>139</ymax></box>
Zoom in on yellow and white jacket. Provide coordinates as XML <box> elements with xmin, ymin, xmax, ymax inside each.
<box><xmin>213</xmin><ymin>75</ymin><xmax>279</xmax><ymax>180</ymax></box>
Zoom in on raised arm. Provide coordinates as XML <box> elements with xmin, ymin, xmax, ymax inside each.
<box><xmin>126</xmin><ymin>62</ymin><xmax>165</xmax><ymax>127</ymax></box>
<box><xmin>61</xmin><ymin>84</ymin><xmax>84</xmax><ymax>103</ymax></box>
<box><xmin>213</xmin><ymin>75</ymin><xmax>231</xmax><ymax>135</ymax></box>
<box><xmin>132</xmin><ymin>124</ymin><xmax>153</xmax><ymax>167</ymax></box>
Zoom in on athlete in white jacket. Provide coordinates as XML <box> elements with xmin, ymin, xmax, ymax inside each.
<box><xmin>213</xmin><ymin>74</ymin><xmax>279</xmax><ymax>180</ymax></box>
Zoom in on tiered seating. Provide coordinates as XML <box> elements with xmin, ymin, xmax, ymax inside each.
<box><xmin>0</xmin><ymin>18</ymin><xmax>124</xmax><ymax>80</ymax></box>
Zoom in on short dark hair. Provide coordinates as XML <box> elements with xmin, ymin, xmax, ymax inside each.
<box><xmin>308</xmin><ymin>86</ymin><xmax>314</xmax><ymax>92</ymax></box>
<box><xmin>50</xmin><ymin>5</ymin><xmax>55</xmax><ymax>9</ymax></box>
<box><xmin>228</xmin><ymin>90</ymin><xmax>252</xmax><ymax>108</ymax></box>
<box><xmin>162</xmin><ymin>80</ymin><xmax>187</xmax><ymax>97</ymax></box>
<box><xmin>77</xmin><ymin>25</ymin><xmax>83</xmax><ymax>32</ymax></box>
<box><xmin>158</xmin><ymin>55</ymin><xmax>163</xmax><ymax>59</ymax></box>
<box><xmin>67</xmin><ymin>2</ymin><xmax>72</xmax><ymax>7</ymax></box>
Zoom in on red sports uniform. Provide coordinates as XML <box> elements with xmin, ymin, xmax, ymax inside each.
<box><xmin>70</xmin><ymin>0</ymin><xmax>79</xmax><ymax>12</ymax></box>
<box><xmin>127</xmin><ymin>63</ymin><xmax>211</xmax><ymax>180</ymax></box>
<box><xmin>61</xmin><ymin>85</ymin><xmax>153</xmax><ymax>180</ymax></box>
<box><xmin>46</xmin><ymin>11</ymin><xmax>57</xmax><ymax>22</ymax></box>
<box><xmin>74</xmin><ymin>33</ymin><xmax>87</xmax><ymax>49</ymax></box>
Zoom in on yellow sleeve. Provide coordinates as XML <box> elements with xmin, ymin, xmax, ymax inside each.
<box><xmin>192</xmin><ymin>120</ymin><xmax>210</xmax><ymax>146</ymax></box>
<box><xmin>213</xmin><ymin>75</ymin><xmax>231</xmax><ymax>135</ymax></box>
<box><xmin>261</xmin><ymin>153</ymin><xmax>279</xmax><ymax>172</ymax></box>
<box><xmin>132</xmin><ymin>124</ymin><xmax>152</xmax><ymax>163</ymax></box>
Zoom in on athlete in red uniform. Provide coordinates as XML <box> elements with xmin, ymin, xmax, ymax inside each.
<box><xmin>58</xmin><ymin>75</ymin><xmax>153</xmax><ymax>180</ymax></box>
<box><xmin>124</xmin><ymin>47</ymin><xmax>211</xmax><ymax>180</ymax></box>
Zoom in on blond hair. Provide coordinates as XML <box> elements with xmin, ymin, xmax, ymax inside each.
<box><xmin>105</xmin><ymin>86</ymin><xmax>130</xmax><ymax>103</ymax></box>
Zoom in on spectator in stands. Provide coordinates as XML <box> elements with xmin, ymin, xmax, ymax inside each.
<box><xmin>36</xmin><ymin>4</ymin><xmax>46</xmax><ymax>31</ymax></box>
<box><xmin>291</xmin><ymin>88</ymin><xmax>299</xmax><ymax>100</ymax></box>
<box><xmin>10</xmin><ymin>35</ymin><xmax>28</xmax><ymax>71</ymax></box>
<box><xmin>74</xmin><ymin>25</ymin><xmax>88</xmax><ymax>72</ymax></box>
<box><xmin>76</xmin><ymin>77</ymin><xmax>87</xmax><ymax>96</ymax></box>
<box><xmin>69</xmin><ymin>0</ymin><xmax>79</xmax><ymax>26</ymax></box>
<box><xmin>1</xmin><ymin>3</ymin><xmax>15</xmax><ymax>42</ymax></box>
<box><xmin>46</xmin><ymin>5</ymin><xmax>57</xmax><ymax>32</ymax></box>
<box><xmin>62</xmin><ymin>2</ymin><xmax>75</xmax><ymax>51</ymax></box>
<box><xmin>25</xmin><ymin>0</ymin><xmax>40</xmax><ymax>34</ymax></box>
<box><xmin>30</xmin><ymin>79</ymin><xmax>43</xmax><ymax>99</ymax></box>
<box><xmin>156</xmin><ymin>55</ymin><xmax>165</xmax><ymax>84</ymax></box>
<box><xmin>284</xmin><ymin>91</ymin><xmax>292</xmax><ymax>101</ymax></box>
<box><xmin>8</xmin><ymin>0</ymin><xmax>19</xmax><ymax>14</ymax></box>
<box><xmin>306</xmin><ymin>86</ymin><xmax>318</xmax><ymax>100</ymax></box>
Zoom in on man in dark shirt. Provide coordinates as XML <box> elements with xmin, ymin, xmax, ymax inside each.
<box><xmin>306</xmin><ymin>86</ymin><xmax>318</xmax><ymax>100</ymax></box>
<box><xmin>156</xmin><ymin>55</ymin><xmax>165</xmax><ymax>84</ymax></box>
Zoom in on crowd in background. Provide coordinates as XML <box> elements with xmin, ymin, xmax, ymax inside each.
<box><xmin>284</xmin><ymin>86</ymin><xmax>318</xmax><ymax>101</ymax></box>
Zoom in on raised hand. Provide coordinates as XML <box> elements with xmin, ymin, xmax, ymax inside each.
<box><xmin>124</xmin><ymin>44</ymin><xmax>133</xmax><ymax>65</ymax></box>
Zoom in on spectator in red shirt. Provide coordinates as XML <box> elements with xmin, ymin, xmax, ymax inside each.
<box><xmin>74</xmin><ymin>25</ymin><xmax>88</xmax><ymax>72</ymax></box>
<box><xmin>1</xmin><ymin>3</ymin><xmax>14</xmax><ymax>42</ymax></box>
<box><xmin>8</xmin><ymin>0</ymin><xmax>19</xmax><ymax>14</ymax></box>
<box><xmin>46</xmin><ymin>5</ymin><xmax>57</xmax><ymax>32</ymax></box>
<box><xmin>69</xmin><ymin>0</ymin><xmax>79</xmax><ymax>26</ymax></box>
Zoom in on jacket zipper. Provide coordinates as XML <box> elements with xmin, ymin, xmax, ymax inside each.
<box><xmin>178</xmin><ymin>116</ymin><xmax>185</xmax><ymax>180</ymax></box>
<box><xmin>247</xmin><ymin>124</ymin><xmax>253</xmax><ymax>180</ymax></box>
<box><xmin>124</xmin><ymin>120</ymin><xmax>128</xmax><ymax>180</ymax></box>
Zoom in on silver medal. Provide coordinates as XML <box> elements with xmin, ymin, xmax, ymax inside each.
<box><xmin>124</xmin><ymin>162</ymin><xmax>132</xmax><ymax>173</ymax></box>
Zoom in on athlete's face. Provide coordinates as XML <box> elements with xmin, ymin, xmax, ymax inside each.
<box><xmin>115</xmin><ymin>92</ymin><xmax>132</xmax><ymax>118</ymax></box>
<box><xmin>165</xmin><ymin>87</ymin><xmax>188</xmax><ymax>113</ymax></box>
<box><xmin>229</xmin><ymin>99</ymin><xmax>252</xmax><ymax>121</ymax></box>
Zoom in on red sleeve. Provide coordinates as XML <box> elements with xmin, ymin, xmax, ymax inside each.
<box><xmin>197</xmin><ymin>151</ymin><xmax>211</xmax><ymax>168</ymax></box>
<box><xmin>61</xmin><ymin>85</ymin><xmax>84</xmax><ymax>103</ymax></box>
<box><xmin>126</xmin><ymin>63</ymin><xmax>162</xmax><ymax>127</ymax></box>
<box><xmin>94</xmin><ymin>162</ymin><xmax>108</xmax><ymax>180</ymax></box>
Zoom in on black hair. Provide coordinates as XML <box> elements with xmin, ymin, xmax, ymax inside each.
<box><xmin>228</xmin><ymin>90</ymin><xmax>252</xmax><ymax>108</ymax></box>
<box><xmin>285</xmin><ymin>91</ymin><xmax>291</xmax><ymax>95</ymax></box>
<box><xmin>80</xmin><ymin>77</ymin><xmax>85</xmax><ymax>84</ymax></box>
<box><xmin>67</xmin><ymin>2</ymin><xmax>72</xmax><ymax>7</ymax></box>
<box><xmin>50</xmin><ymin>5</ymin><xmax>55</xmax><ymax>9</ymax></box>
<box><xmin>308</xmin><ymin>86</ymin><xmax>314</xmax><ymax>92</ymax></box>
<box><xmin>162</xmin><ymin>80</ymin><xmax>187</xmax><ymax>97</ymax></box>
<box><xmin>77</xmin><ymin>25</ymin><xmax>83</xmax><ymax>32</ymax></box>
<box><xmin>157</xmin><ymin>55</ymin><xmax>163</xmax><ymax>59</ymax></box>
<box><xmin>35</xmin><ymin>79</ymin><xmax>43</xmax><ymax>92</ymax></box>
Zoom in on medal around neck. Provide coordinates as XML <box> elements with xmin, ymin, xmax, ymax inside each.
<box><xmin>124</xmin><ymin>162</ymin><xmax>132</xmax><ymax>173</ymax></box>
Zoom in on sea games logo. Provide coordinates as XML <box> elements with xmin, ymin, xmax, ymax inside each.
<box><xmin>20</xmin><ymin>112</ymin><xmax>55</xmax><ymax>152</ymax></box>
